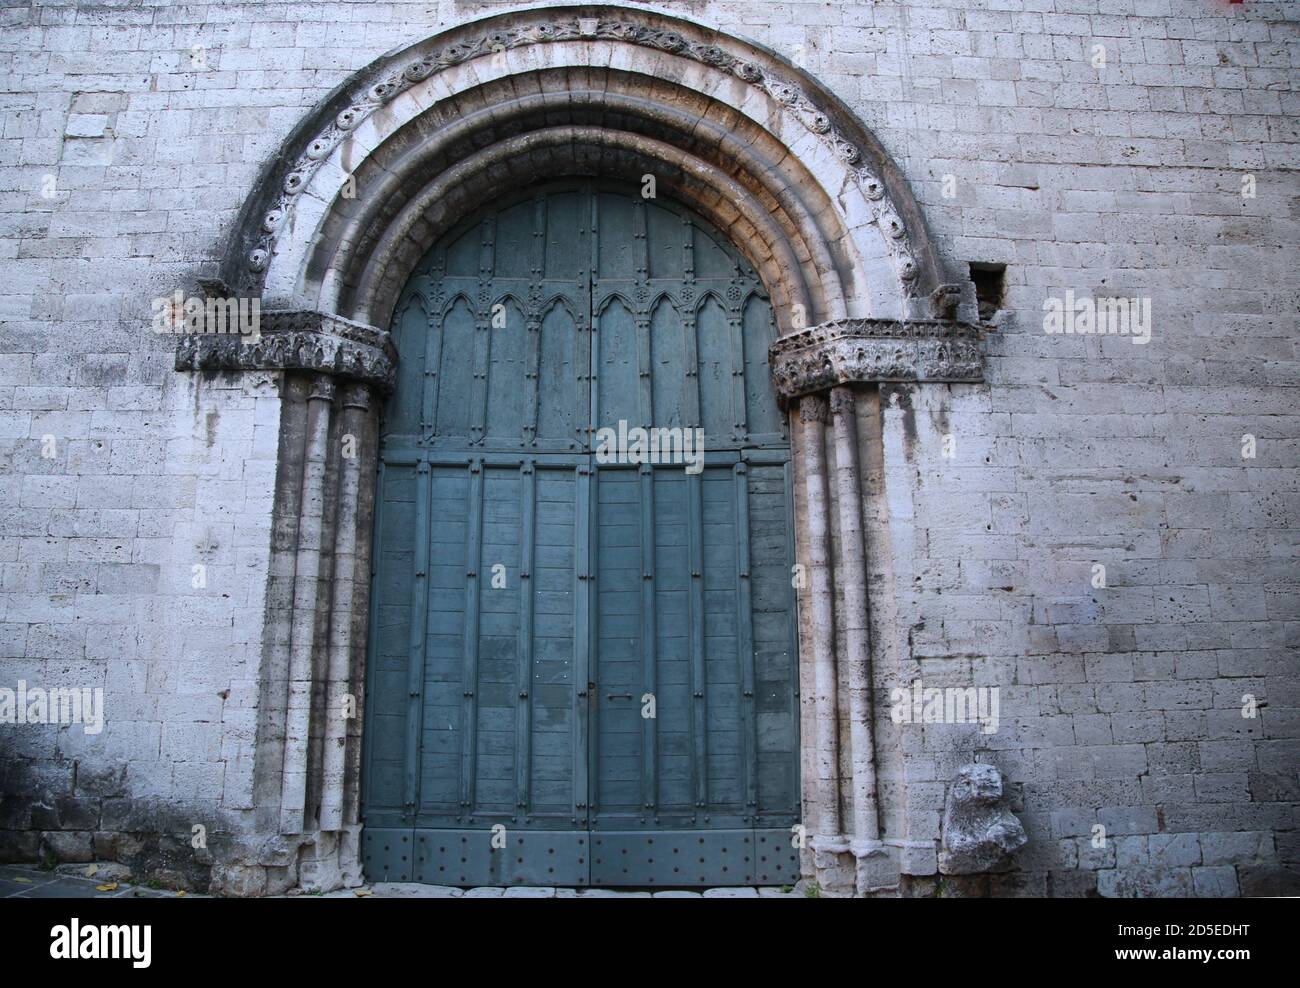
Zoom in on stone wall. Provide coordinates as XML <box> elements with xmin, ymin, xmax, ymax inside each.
<box><xmin>0</xmin><ymin>0</ymin><xmax>1296</xmax><ymax>895</ymax></box>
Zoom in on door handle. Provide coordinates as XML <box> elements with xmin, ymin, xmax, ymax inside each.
<box><xmin>606</xmin><ymin>693</ymin><xmax>633</xmax><ymax>700</ymax></box>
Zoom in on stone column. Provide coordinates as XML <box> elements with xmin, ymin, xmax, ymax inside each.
<box><xmin>281</xmin><ymin>374</ymin><xmax>336</xmax><ymax>836</ymax></box>
<box><xmin>319</xmin><ymin>383</ymin><xmax>371</xmax><ymax>832</ymax></box>
<box><xmin>830</xmin><ymin>386</ymin><xmax>880</xmax><ymax>847</ymax></box>
<box><xmin>771</xmin><ymin>316</ymin><xmax>985</xmax><ymax>895</ymax></box>
<box><xmin>176</xmin><ymin>309</ymin><xmax>396</xmax><ymax>894</ymax></box>
<box><xmin>798</xmin><ymin>394</ymin><xmax>843</xmax><ymax>846</ymax></box>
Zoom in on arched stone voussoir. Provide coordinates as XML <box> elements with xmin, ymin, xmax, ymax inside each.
<box><xmin>338</xmin><ymin>128</ymin><xmax>820</xmax><ymax>334</ymax></box>
<box><xmin>306</xmin><ymin>73</ymin><xmax>855</xmax><ymax>326</ymax></box>
<box><xmin>220</xmin><ymin>2</ymin><xmax>947</xmax><ymax>328</ymax></box>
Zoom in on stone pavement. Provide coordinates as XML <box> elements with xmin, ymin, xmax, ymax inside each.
<box><xmin>0</xmin><ymin>864</ymin><xmax>186</xmax><ymax>899</ymax></box>
<box><xmin>320</xmin><ymin>884</ymin><xmax>803</xmax><ymax>898</ymax></box>
<box><xmin>0</xmin><ymin>864</ymin><xmax>803</xmax><ymax>899</ymax></box>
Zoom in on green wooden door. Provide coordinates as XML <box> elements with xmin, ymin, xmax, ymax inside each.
<box><xmin>362</xmin><ymin>181</ymin><xmax>799</xmax><ymax>887</ymax></box>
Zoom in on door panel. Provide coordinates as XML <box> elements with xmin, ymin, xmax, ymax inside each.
<box><xmin>363</xmin><ymin>181</ymin><xmax>798</xmax><ymax>887</ymax></box>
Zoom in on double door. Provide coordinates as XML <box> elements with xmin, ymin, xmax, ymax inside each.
<box><xmin>362</xmin><ymin>181</ymin><xmax>799</xmax><ymax>886</ymax></box>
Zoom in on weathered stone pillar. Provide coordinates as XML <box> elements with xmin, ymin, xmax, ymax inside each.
<box><xmin>176</xmin><ymin>309</ymin><xmax>395</xmax><ymax>894</ymax></box>
<box><xmin>319</xmin><ymin>383</ymin><xmax>372</xmax><ymax>832</ymax></box>
<box><xmin>772</xmin><ymin>317</ymin><xmax>984</xmax><ymax>896</ymax></box>
<box><xmin>282</xmin><ymin>374</ymin><xmax>336</xmax><ymax>836</ymax></box>
<box><xmin>798</xmin><ymin>394</ymin><xmax>842</xmax><ymax>846</ymax></box>
<box><xmin>829</xmin><ymin>386</ymin><xmax>879</xmax><ymax>847</ymax></box>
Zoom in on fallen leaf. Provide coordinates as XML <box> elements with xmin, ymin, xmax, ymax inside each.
<box><xmin>13</xmin><ymin>877</ymin><xmax>32</xmax><ymax>884</ymax></box>
<box><xmin>85</xmin><ymin>864</ymin><xmax>99</xmax><ymax>878</ymax></box>
<box><xmin>175</xmin><ymin>891</ymin><xmax>186</xmax><ymax>897</ymax></box>
<box><xmin>96</xmin><ymin>883</ymin><xmax>119</xmax><ymax>892</ymax></box>
<box><xmin>354</xmin><ymin>888</ymin><xmax>372</xmax><ymax>897</ymax></box>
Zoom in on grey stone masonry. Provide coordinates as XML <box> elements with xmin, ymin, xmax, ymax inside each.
<box><xmin>0</xmin><ymin>0</ymin><xmax>1296</xmax><ymax>897</ymax></box>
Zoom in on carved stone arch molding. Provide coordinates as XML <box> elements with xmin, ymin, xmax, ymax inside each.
<box><xmin>179</xmin><ymin>2</ymin><xmax>985</xmax><ymax>896</ymax></box>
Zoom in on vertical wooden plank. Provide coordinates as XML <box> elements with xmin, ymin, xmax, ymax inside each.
<box><xmin>421</xmin><ymin>259</ymin><xmax>444</xmax><ymax>442</ymax></box>
<box><xmin>734</xmin><ymin>461</ymin><xmax>757</xmax><ymax>822</ymax></box>
<box><xmin>682</xmin><ymin>306</ymin><xmax>701</xmax><ymax>433</ymax></box>
<box><xmin>636</xmin><ymin>310</ymin><xmax>653</xmax><ymax>430</ymax></box>
<box><xmin>574</xmin><ymin>461</ymin><xmax>592</xmax><ymax>827</ymax></box>
<box><xmin>638</xmin><ymin>464</ymin><xmax>657</xmax><ymax>814</ymax></box>
<box><xmin>361</xmin><ymin>459</ymin><xmax>387</xmax><ymax>814</ymax></box>
<box><xmin>633</xmin><ymin>196</ymin><xmax>652</xmax><ymax>430</ymax></box>
<box><xmin>459</xmin><ymin>458</ymin><xmax>484</xmax><ymax>818</ymax></box>
<box><xmin>681</xmin><ymin>211</ymin><xmax>695</xmax><ymax>303</ymax></box>
<box><xmin>470</xmin><ymin>217</ymin><xmax>495</xmax><ymax>445</ymax></box>
<box><xmin>687</xmin><ymin>469</ymin><xmax>707</xmax><ymax>816</ymax></box>
<box><xmin>402</xmin><ymin>460</ymin><xmax>432</xmax><ymax>818</ymax></box>
<box><xmin>515</xmin><ymin>460</ymin><xmax>536</xmax><ymax>814</ymax></box>
<box><xmin>695</xmin><ymin>296</ymin><xmax>732</xmax><ymax>446</ymax></box>
<box><xmin>783</xmin><ymin>458</ymin><xmax>801</xmax><ymax>815</ymax></box>
<box><xmin>523</xmin><ymin>195</ymin><xmax>545</xmax><ymax>446</ymax></box>
<box><xmin>584</xmin><ymin>184</ymin><xmax>599</xmax><ymax>448</ymax></box>
<box><xmin>588</xmin><ymin>464</ymin><xmax>604</xmax><ymax>823</ymax></box>
<box><xmin>727</xmin><ymin>285</ymin><xmax>748</xmax><ymax>445</ymax></box>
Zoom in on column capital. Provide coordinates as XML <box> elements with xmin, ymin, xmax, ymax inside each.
<box><xmin>828</xmin><ymin>386</ymin><xmax>856</xmax><ymax>417</ymax></box>
<box><xmin>798</xmin><ymin>393</ymin><xmax>829</xmax><ymax>424</ymax></box>
<box><xmin>769</xmin><ymin>317</ymin><xmax>983</xmax><ymax>403</ymax></box>
<box><xmin>175</xmin><ymin>309</ymin><xmax>398</xmax><ymax>394</ymax></box>
<box><xmin>306</xmin><ymin>374</ymin><xmax>336</xmax><ymax>403</ymax></box>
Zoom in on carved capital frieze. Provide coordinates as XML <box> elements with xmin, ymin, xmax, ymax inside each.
<box><xmin>174</xmin><ymin>310</ymin><xmax>398</xmax><ymax>394</ymax></box>
<box><xmin>828</xmin><ymin>386</ymin><xmax>856</xmax><ymax>417</ymax></box>
<box><xmin>769</xmin><ymin>318</ymin><xmax>984</xmax><ymax>402</ymax></box>
<box><xmin>798</xmin><ymin>394</ymin><xmax>829</xmax><ymax>424</ymax></box>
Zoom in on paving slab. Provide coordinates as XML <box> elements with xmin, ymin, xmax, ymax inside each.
<box><xmin>368</xmin><ymin>882</ymin><xmax>464</xmax><ymax>898</ymax></box>
<box><xmin>1</xmin><ymin>865</ymin><xmax>793</xmax><ymax>899</ymax></box>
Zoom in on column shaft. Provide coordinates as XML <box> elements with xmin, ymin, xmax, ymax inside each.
<box><xmin>800</xmin><ymin>394</ymin><xmax>841</xmax><ymax>839</ymax></box>
<box><xmin>830</xmin><ymin>386</ymin><xmax>880</xmax><ymax>844</ymax></box>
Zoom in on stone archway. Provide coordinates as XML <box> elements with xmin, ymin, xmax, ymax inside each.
<box><xmin>180</xmin><ymin>2</ymin><xmax>984</xmax><ymax>895</ymax></box>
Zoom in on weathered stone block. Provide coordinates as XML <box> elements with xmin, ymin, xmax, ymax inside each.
<box><xmin>1191</xmin><ymin>866</ymin><xmax>1240</xmax><ymax>898</ymax></box>
<box><xmin>0</xmin><ymin>830</ymin><xmax>40</xmax><ymax>862</ymax></box>
<box><xmin>1098</xmin><ymin>866</ymin><xmax>1194</xmax><ymax>898</ymax></box>
<box><xmin>939</xmin><ymin>764</ymin><xmax>1028</xmax><ymax>875</ymax></box>
<box><xmin>1237</xmin><ymin>865</ymin><xmax>1300</xmax><ymax>897</ymax></box>
<box><xmin>39</xmin><ymin>830</ymin><xmax>94</xmax><ymax>863</ymax></box>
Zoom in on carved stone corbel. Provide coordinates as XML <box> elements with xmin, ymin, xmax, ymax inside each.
<box><xmin>769</xmin><ymin>318</ymin><xmax>984</xmax><ymax>404</ymax></box>
<box><xmin>174</xmin><ymin>310</ymin><xmax>399</xmax><ymax>394</ymax></box>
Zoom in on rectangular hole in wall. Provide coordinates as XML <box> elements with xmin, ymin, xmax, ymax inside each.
<box><xmin>969</xmin><ymin>263</ymin><xmax>1006</xmax><ymax>322</ymax></box>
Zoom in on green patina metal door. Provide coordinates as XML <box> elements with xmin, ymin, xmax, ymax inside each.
<box><xmin>362</xmin><ymin>180</ymin><xmax>799</xmax><ymax>887</ymax></box>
